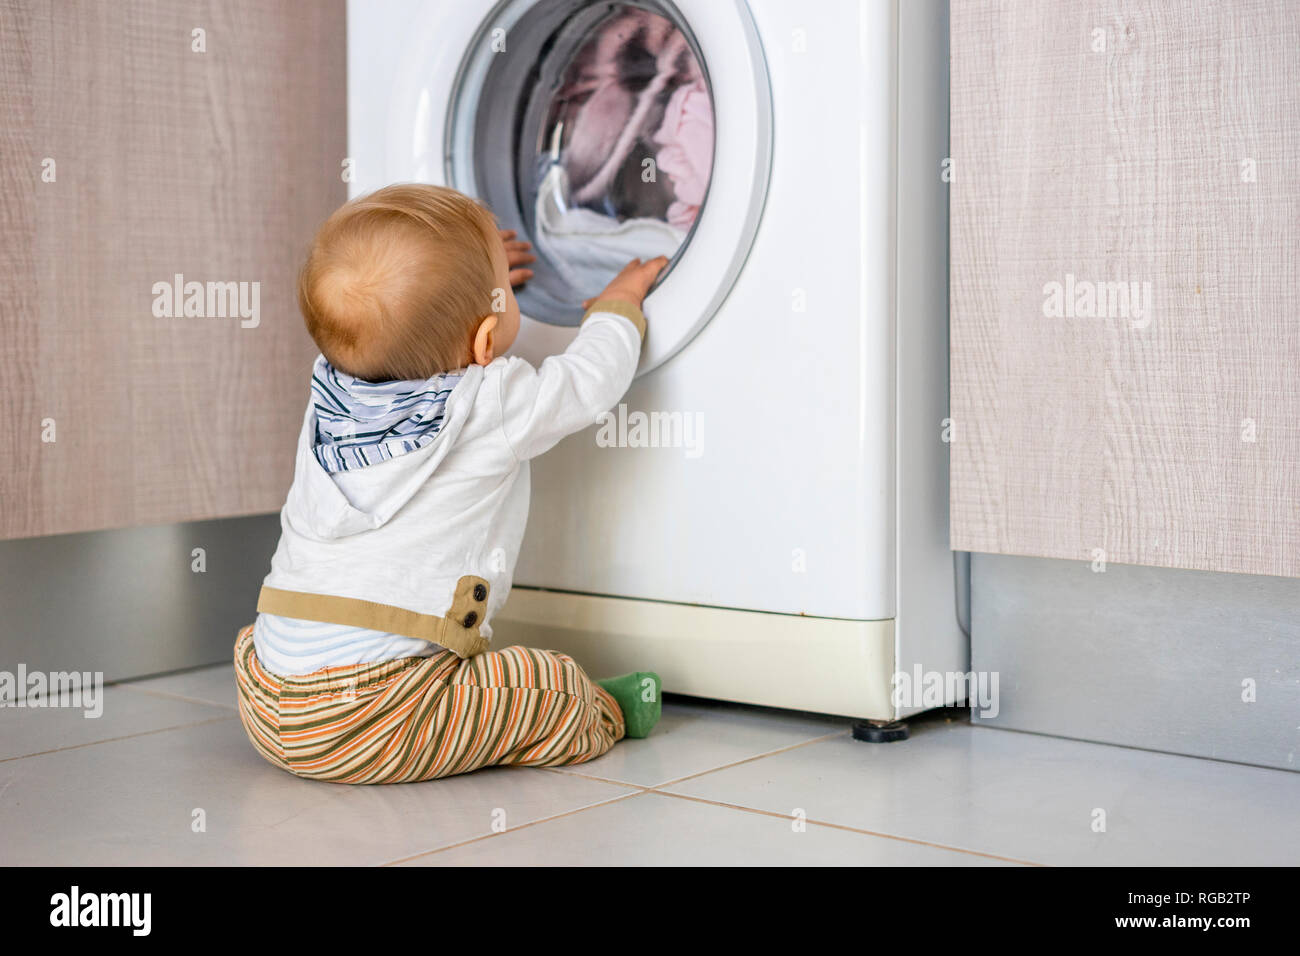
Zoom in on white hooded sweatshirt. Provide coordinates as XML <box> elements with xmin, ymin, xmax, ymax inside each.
<box><xmin>254</xmin><ymin>302</ymin><xmax>645</xmax><ymax>667</ymax></box>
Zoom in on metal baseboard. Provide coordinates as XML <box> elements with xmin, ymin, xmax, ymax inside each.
<box><xmin>0</xmin><ymin>515</ymin><xmax>281</xmax><ymax>683</ymax></box>
<box><xmin>971</xmin><ymin>553</ymin><xmax>1300</xmax><ymax>772</ymax></box>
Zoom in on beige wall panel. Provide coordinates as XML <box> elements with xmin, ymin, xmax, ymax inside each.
<box><xmin>950</xmin><ymin>0</ymin><xmax>1300</xmax><ymax>577</ymax></box>
<box><xmin>0</xmin><ymin>0</ymin><xmax>344</xmax><ymax>539</ymax></box>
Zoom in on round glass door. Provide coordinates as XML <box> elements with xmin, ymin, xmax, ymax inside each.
<box><xmin>448</xmin><ymin>0</ymin><xmax>715</xmax><ymax>326</ymax></box>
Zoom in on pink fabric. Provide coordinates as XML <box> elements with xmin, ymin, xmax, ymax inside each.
<box><xmin>654</xmin><ymin>79</ymin><xmax>713</xmax><ymax>228</ymax></box>
<box><xmin>556</xmin><ymin>11</ymin><xmax>677</xmax><ymax>199</ymax></box>
<box><xmin>548</xmin><ymin>11</ymin><xmax>714</xmax><ymax>229</ymax></box>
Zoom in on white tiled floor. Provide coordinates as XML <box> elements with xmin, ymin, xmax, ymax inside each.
<box><xmin>2</xmin><ymin>663</ymin><xmax>1297</xmax><ymax>866</ymax></box>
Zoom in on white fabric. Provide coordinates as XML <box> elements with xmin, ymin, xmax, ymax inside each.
<box><xmin>533</xmin><ymin>164</ymin><xmax>684</xmax><ymax>299</ymax></box>
<box><xmin>253</xmin><ymin>312</ymin><xmax>643</xmax><ymax>674</ymax></box>
<box><xmin>252</xmin><ymin>613</ymin><xmax>437</xmax><ymax>676</ymax></box>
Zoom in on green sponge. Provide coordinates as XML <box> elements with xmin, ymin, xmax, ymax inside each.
<box><xmin>597</xmin><ymin>671</ymin><xmax>662</xmax><ymax>739</ymax></box>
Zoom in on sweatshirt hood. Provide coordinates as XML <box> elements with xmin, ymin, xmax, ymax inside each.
<box><xmin>311</xmin><ymin>356</ymin><xmax>463</xmax><ymax>473</ymax></box>
<box><xmin>284</xmin><ymin>356</ymin><xmax>481</xmax><ymax>540</ymax></box>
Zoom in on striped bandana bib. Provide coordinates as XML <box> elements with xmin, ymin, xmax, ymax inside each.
<box><xmin>311</xmin><ymin>356</ymin><xmax>463</xmax><ymax>473</ymax></box>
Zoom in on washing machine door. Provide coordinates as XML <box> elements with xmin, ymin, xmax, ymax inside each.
<box><xmin>385</xmin><ymin>0</ymin><xmax>771</xmax><ymax>374</ymax></box>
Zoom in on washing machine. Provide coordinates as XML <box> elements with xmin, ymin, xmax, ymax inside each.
<box><xmin>347</xmin><ymin>0</ymin><xmax>965</xmax><ymax>721</ymax></box>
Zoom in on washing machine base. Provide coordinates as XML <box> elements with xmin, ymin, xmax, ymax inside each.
<box><xmin>492</xmin><ymin>587</ymin><xmax>897</xmax><ymax>721</ymax></box>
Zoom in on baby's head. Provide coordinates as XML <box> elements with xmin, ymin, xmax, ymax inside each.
<box><xmin>298</xmin><ymin>184</ymin><xmax>520</xmax><ymax>381</ymax></box>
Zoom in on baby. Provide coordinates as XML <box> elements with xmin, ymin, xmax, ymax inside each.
<box><xmin>234</xmin><ymin>183</ymin><xmax>667</xmax><ymax>784</ymax></box>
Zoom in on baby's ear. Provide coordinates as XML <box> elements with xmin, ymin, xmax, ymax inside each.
<box><xmin>471</xmin><ymin>314</ymin><xmax>500</xmax><ymax>365</ymax></box>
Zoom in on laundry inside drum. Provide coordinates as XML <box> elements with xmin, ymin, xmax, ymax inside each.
<box><xmin>523</xmin><ymin>4</ymin><xmax>715</xmax><ymax>317</ymax></box>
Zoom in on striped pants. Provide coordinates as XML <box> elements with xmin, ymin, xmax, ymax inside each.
<box><xmin>233</xmin><ymin>625</ymin><xmax>624</xmax><ymax>784</ymax></box>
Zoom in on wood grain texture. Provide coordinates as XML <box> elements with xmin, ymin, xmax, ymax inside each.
<box><xmin>949</xmin><ymin>0</ymin><xmax>1300</xmax><ymax>577</ymax></box>
<box><xmin>0</xmin><ymin>0</ymin><xmax>344</xmax><ymax>539</ymax></box>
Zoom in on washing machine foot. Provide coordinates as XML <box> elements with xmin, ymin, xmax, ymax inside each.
<box><xmin>851</xmin><ymin>719</ymin><xmax>909</xmax><ymax>743</ymax></box>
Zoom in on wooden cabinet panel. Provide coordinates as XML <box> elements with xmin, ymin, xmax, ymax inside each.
<box><xmin>0</xmin><ymin>0</ymin><xmax>344</xmax><ymax>539</ymax></box>
<box><xmin>950</xmin><ymin>0</ymin><xmax>1300</xmax><ymax>576</ymax></box>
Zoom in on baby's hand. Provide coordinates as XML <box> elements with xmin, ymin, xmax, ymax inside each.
<box><xmin>499</xmin><ymin>229</ymin><xmax>536</xmax><ymax>287</ymax></box>
<box><xmin>583</xmin><ymin>256</ymin><xmax>669</xmax><ymax>311</ymax></box>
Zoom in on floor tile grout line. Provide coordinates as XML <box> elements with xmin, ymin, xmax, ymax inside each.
<box><xmin>386</xmin><ymin>772</ymin><xmax>1043</xmax><ymax>867</ymax></box>
<box><xmin>379</xmin><ymin>788</ymin><xmax>645</xmax><ymax>866</ymax></box>
<box><xmin>0</xmin><ymin>714</ymin><xmax>238</xmax><ymax>764</ymax></box>
<box><xmin>409</xmin><ymin>727</ymin><xmax>1043</xmax><ymax>866</ymax></box>
<box><xmin>534</xmin><ymin>766</ymin><xmax>658</xmax><ymax>789</ymax></box>
<box><xmin>536</xmin><ymin>729</ymin><xmax>849</xmax><ymax>790</ymax></box>
<box><xmin>535</xmin><ymin>726</ymin><xmax>1042</xmax><ymax>865</ymax></box>
<box><xmin>651</xmin><ymin>730</ymin><xmax>848</xmax><ymax>788</ymax></box>
<box><xmin>114</xmin><ymin>682</ymin><xmax>238</xmax><ymax>711</ymax></box>
<box><xmin>655</xmin><ymin>728</ymin><xmax>847</xmax><ymax>790</ymax></box>
<box><xmin>648</xmin><ymin>789</ymin><xmax>1047</xmax><ymax>866</ymax></box>
<box><xmin>389</xmin><ymin>729</ymin><xmax>851</xmax><ymax>858</ymax></box>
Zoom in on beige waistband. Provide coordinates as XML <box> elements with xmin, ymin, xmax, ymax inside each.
<box><xmin>257</xmin><ymin>575</ymin><xmax>491</xmax><ymax>659</ymax></box>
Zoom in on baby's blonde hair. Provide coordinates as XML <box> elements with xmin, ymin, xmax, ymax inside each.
<box><xmin>298</xmin><ymin>184</ymin><xmax>500</xmax><ymax>381</ymax></box>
